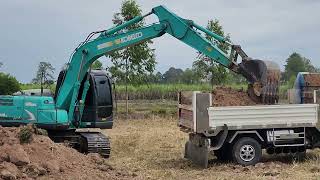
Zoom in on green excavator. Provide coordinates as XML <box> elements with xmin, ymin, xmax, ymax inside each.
<box><xmin>0</xmin><ymin>5</ymin><xmax>280</xmax><ymax>157</ymax></box>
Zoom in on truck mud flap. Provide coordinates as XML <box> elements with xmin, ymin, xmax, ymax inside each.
<box><xmin>184</xmin><ymin>141</ymin><xmax>209</xmax><ymax>168</ymax></box>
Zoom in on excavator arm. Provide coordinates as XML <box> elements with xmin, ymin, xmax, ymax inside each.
<box><xmin>55</xmin><ymin>5</ymin><xmax>279</xmax><ymax>126</ymax></box>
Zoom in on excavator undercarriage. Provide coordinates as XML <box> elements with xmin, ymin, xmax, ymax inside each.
<box><xmin>48</xmin><ymin>130</ymin><xmax>111</xmax><ymax>158</ymax></box>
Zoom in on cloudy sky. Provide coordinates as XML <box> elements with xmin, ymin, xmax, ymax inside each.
<box><xmin>0</xmin><ymin>0</ymin><xmax>319</xmax><ymax>83</ymax></box>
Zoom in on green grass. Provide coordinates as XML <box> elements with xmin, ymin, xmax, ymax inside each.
<box><xmin>20</xmin><ymin>82</ymin><xmax>291</xmax><ymax>101</ymax></box>
<box><xmin>115</xmin><ymin>99</ymin><xmax>177</xmax><ymax>119</ymax></box>
<box><xmin>114</xmin><ymin>83</ymin><xmax>247</xmax><ymax>100</ymax></box>
<box><xmin>20</xmin><ymin>83</ymin><xmax>55</xmax><ymax>92</ymax></box>
<box><xmin>115</xmin><ymin>83</ymin><xmax>246</xmax><ymax>92</ymax></box>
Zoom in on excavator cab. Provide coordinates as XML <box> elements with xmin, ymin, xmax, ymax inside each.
<box><xmin>80</xmin><ymin>70</ymin><xmax>113</xmax><ymax>129</ymax></box>
<box><xmin>55</xmin><ymin>70</ymin><xmax>113</xmax><ymax>129</ymax></box>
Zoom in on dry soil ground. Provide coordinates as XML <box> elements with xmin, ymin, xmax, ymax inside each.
<box><xmin>106</xmin><ymin>117</ymin><xmax>320</xmax><ymax>180</ymax></box>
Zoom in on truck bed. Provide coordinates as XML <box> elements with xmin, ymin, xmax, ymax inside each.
<box><xmin>209</xmin><ymin>104</ymin><xmax>318</xmax><ymax>130</ymax></box>
<box><xmin>178</xmin><ymin>92</ymin><xmax>319</xmax><ymax>134</ymax></box>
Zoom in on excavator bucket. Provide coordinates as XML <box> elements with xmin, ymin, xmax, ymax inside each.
<box><xmin>240</xmin><ymin>60</ymin><xmax>280</xmax><ymax>104</ymax></box>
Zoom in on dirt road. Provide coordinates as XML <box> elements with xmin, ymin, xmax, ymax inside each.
<box><xmin>106</xmin><ymin>118</ymin><xmax>320</xmax><ymax>180</ymax></box>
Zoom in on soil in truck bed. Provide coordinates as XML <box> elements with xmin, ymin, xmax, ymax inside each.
<box><xmin>303</xmin><ymin>74</ymin><xmax>320</xmax><ymax>87</ymax></box>
<box><xmin>212</xmin><ymin>86</ymin><xmax>257</xmax><ymax>106</ymax></box>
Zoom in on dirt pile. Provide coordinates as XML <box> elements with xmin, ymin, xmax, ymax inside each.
<box><xmin>304</xmin><ymin>74</ymin><xmax>320</xmax><ymax>86</ymax></box>
<box><xmin>0</xmin><ymin>126</ymin><xmax>136</xmax><ymax>180</ymax></box>
<box><xmin>212</xmin><ymin>86</ymin><xmax>257</xmax><ymax>106</ymax></box>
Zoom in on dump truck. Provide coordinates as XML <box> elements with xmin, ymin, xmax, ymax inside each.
<box><xmin>179</xmin><ymin>91</ymin><xmax>320</xmax><ymax>167</ymax></box>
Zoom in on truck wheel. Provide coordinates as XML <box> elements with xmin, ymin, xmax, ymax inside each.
<box><xmin>232</xmin><ymin>137</ymin><xmax>261</xmax><ymax>166</ymax></box>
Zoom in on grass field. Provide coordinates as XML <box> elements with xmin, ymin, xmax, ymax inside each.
<box><xmin>106</xmin><ymin>117</ymin><xmax>320</xmax><ymax>180</ymax></box>
<box><xmin>20</xmin><ymin>83</ymin><xmax>290</xmax><ymax>101</ymax></box>
<box><xmin>115</xmin><ymin>83</ymin><xmax>247</xmax><ymax>100</ymax></box>
<box><xmin>115</xmin><ymin>100</ymin><xmax>177</xmax><ymax>119</ymax></box>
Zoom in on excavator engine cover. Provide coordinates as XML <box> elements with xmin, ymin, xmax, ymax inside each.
<box><xmin>240</xmin><ymin>60</ymin><xmax>280</xmax><ymax>104</ymax></box>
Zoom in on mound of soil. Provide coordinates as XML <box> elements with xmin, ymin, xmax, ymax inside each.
<box><xmin>0</xmin><ymin>126</ymin><xmax>136</xmax><ymax>180</ymax></box>
<box><xmin>212</xmin><ymin>86</ymin><xmax>257</xmax><ymax>106</ymax></box>
<box><xmin>304</xmin><ymin>74</ymin><xmax>320</xmax><ymax>86</ymax></box>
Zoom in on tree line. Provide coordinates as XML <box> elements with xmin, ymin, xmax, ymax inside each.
<box><xmin>0</xmin><ymin>62</ymin><xmax>20</xmax><ymax>95</ymax></box>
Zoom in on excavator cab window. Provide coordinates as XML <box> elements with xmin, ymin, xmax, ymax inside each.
<box><xmin>93</xmin><ymin>74</ymin><xmax>113</xmax><ymax>118</ymax></box>
<box><xmin>80</xmin><ymin>70</ymin><xmax>113</xmax><ymax>129</ymax></box>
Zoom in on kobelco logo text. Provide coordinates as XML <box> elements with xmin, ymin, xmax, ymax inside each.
<box><xmin>97</xmin><ymin>32</ymin><xmax>143</xmax><ymax>50</ymax></box>
<box><xmin>119</xmin><ymin>32</ymin><xmax>143</xmax><ymax>43</ymax></box>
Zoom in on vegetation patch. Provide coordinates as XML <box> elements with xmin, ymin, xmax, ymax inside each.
<box><xmin>18</xmin><ymin>126</ymin><xmax>33</xmax><ymax>144</ymax></box>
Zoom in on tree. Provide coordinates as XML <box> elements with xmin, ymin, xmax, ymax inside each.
<box><xmin>108</xmin><ymin>0</ymin><xmax>156</xmax><ymax>84</ymax></box>
<box><xmin>92</xmin><ymin>60</ymin><xmax>103</xmax><ymax>69</ymax></box>
<box><xmin>303</xmin><ymin>57</ymin><xmax>319</xmax><ymax>73</ymax></box>
<box><xmin>284</xmin><ymin>53</ymin><xmax>307</xmax><ymax>80</ymax></box>
<box><xmin>162</xmin><ymin>67</ymin><xmax>184</xmax><ymax>83</ymax></box>
<box><xmin>154</xmin><ymin>72</ymin><xmax>163</xmax><ymax>83</ymax></box>
<box><xmin>32</xmin><ymin>62</ymin><xmax>55</xmax><ymax>93</ymax></box>
<box><xmin>192</xmin><ymin>19</ymin><xmax>230</xmax><ymax>89</ymax></box>
<box><xmin>108</xmin><ymin>0</ymin><xmax>156</xmax><ymax>119</ymax></box>
<box><xmin>181</xmin><ymin>68</ymin><xmax>200</xmax><ymax>84</ymax></box>
<box><xmin>144</xmin><ymin>71</ymin><xmax>163</xmax><ymax>83</ymax></box>
<box><xmin>228</xmin><ymin>71</ymin><xmax>246</xmax><ymax>84</ymax></box>
<box><xmin>284</xmin><ymin>52</ymin><xmax>319</xmax><ymax>81</ymax></box>
<box><xmin>0</xmin><ymin>73</ymin><xmax>20</xmax><ymax>95</ymax></box>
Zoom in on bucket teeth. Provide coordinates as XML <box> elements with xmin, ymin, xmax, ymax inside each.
<box><xmin>241</xmin><ymin>60</ymin><xmax>280</xmax><ymax>104</ymax></box>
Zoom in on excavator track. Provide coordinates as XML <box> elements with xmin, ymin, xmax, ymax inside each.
<box><xmin>79</xmin><ymin>132</ymin><xmax>111</xmax><ymax>158</ymax></box>
<box><xmin>48</xmin><ymin>130</ymin><xmax>111</xmax><ymax>158</ymax></box>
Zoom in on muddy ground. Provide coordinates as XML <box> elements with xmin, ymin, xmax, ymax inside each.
<box><xmin>106</xmin><ymin>118</ymin><xmax>320</xmax><ymax>180</ymax></box>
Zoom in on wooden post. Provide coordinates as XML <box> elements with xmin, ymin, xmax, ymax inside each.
<box><xmin>40</xmin><ymin>71</ymin><xmax>44</xmax><ymax>96</ymax></box>
<box><xmin>125</xmin><ymin>58</ymin><xmax>128</xmax><ymax>120</ymax></box>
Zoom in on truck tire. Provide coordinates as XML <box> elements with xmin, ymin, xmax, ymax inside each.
<box><xmin>232</xmin><ymin>137</ymin><xmax>261</xmax><ymax>166</ymax></box>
